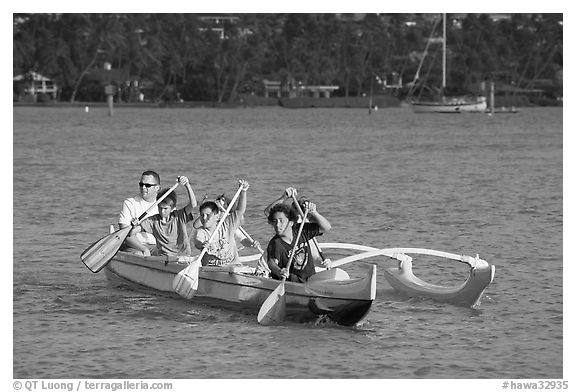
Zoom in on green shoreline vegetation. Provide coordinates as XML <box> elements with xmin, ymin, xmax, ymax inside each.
<box><xmin>14</xmin><ymin>14</ymin><xmax>562</xmax><ymax>107</ymax></box>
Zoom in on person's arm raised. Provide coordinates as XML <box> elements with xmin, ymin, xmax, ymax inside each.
<box><xmin>263</xmin><ymin>187</ymin><xmax>297</xmax><ymax>216</ymax></box>
<box><xmin>236</xmin><ymin>179</ymin><xmax>250</xmax><ymax>216</ymax></box>
<box><xmin>178</xmin><ymin>175</ymin><xmax>197</xmax><ymax>214</ymax></box>
<box><xmin>304</xmin><ymin>201</ymin><xmax>331</xmax><ymax>233</ymax></box>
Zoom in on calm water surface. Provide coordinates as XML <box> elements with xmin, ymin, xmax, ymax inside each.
<box><xmin>12</xmin><ymin>106</ymin><xmax>563</xmax><ymax>381</ymax></box>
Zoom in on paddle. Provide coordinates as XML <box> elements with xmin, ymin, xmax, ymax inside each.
<box><xmin>257</xmin><ymin>205</ymin><xmax>310</xmax><ymax>325</ymax></box>
<box><xmin>238</xmin><ymin>226</ymin><xmax>264</xmax><ymax>253</ymax></box>
<box><xmin>237</xmin><ymin>226</ymin><xmax>272</xmax><ymax>276</ymax></box>
<box><xmin>214</xmin><ymin>197</ymin><xmax>265</xmax><ymax>254</ymax></box>
<box><xmin>172</xmin><ymin>185</ymin><xmax>244</xmax><ymax>299</ymax></box>
<box><xmin>291</xmin><ymin>197</ymin><xmax>331</xmax><ymax>268</ymax></box>
<box><xmin>80</xmin><ymin>181</ymin><xmax>180</xmax><ymax>273</ymax></box>
<box><xmin>215</xmin><ymin>201</ymin><xmax>269</xmax><ymax>275</ymax></box>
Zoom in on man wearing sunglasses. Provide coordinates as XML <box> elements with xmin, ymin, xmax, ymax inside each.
<box><xmin>118</xmin><ymin>170</ymin><xmax>161</xmax><ymax>255</ymax></box>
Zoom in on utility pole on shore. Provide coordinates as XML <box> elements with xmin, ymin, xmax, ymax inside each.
<box><xmin>103</xmin><ymin>62</ymin><xmax>114</xmax><ymax>116</ymax></box>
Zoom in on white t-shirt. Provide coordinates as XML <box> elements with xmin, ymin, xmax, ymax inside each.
<box><xmin>193</xmin><ymin>210</ymin><xmax>243</xmax><ymax>265</ymax></box>
<box><xmin>118</xmin><ymin>195</ymin><xmax>158</xmax><ymax>245</ymax></box>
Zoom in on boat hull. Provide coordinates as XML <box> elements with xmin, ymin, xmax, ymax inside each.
<box><xmin>411</xmin><ymin>97</ymin><xmax>487</xmax><ymax>113</ymax></box>
<box><xmin>105</xmin><ymin>251</ymin><xmax>376</xmax><ymax>326</ymax></box>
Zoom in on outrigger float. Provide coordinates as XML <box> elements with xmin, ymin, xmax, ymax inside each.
<box><xmin>319</xmin><ymin>243</ymin><xmax>495</xmax><ymax>308</ymax></box>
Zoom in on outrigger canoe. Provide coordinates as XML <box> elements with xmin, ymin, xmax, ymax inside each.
<box><xmin>84</xmin><ymin>222</ymin><xmax>493</xmax><ymax>324</ymax></box>
<box><xmin>104</xmin><ymin>251</ymin><xmax>377</xmax><ymax>326</ymax></box>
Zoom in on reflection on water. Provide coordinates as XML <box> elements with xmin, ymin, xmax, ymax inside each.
<box><xmin>13</xmin><ymin>106</ymin><xmax>562</xmax><ymax>379</ymax></box>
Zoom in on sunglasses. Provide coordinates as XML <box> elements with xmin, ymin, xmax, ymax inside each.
<box><xmin>139</xmin><ymin>182</ymin><xmax>158</xmax><ymax>188</ymax></box>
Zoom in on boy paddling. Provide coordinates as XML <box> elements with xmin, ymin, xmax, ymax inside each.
<box><xmin>128</xmin><ymin>176</ymin><xmax>197</xmax><ymax>256</ymax></box>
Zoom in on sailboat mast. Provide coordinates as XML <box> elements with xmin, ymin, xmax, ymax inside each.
<box><xmin>442</xmin><ymin>13</ymin><xmax>446</xmax><ymax>90</ymax></box>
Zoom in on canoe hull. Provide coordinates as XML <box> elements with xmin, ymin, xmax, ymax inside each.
<box><xmin>105</xmin><ymin>251</ymin><xmax>376</xmax><ymax>326</ymax></box>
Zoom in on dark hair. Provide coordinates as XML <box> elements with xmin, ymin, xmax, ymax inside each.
<box><xmin>157</xmin><ymin>188</ymin><xmax>177</xmax><ymax>207</ymax></box>
<box><xmin>199</xmin><ymin>200</ymin><xmax>219</xmax><ymax>213</ymax></box>
<box><xmin>215</xmin><ymin>194</ymin><xmax>232</xmax><ymax>209</ymax></box>
<box><xmin>293</xmin><ymin>198</ymin><xmax>307</xmax><ymax>215</ymax></box>
<box><xmin>141</xmin><ymin>170</ymin><xmax>160</xmax><ymax>184</ymax></box>
<box><xmin>268</xmin><ymin>203</ymin><xmax>298</xmax><ymax>224</ymax></box>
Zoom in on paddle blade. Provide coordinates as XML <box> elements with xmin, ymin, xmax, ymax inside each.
<box><xmin>80</xmin><ymin>226</ymin><xmax>131</xmax><ymax>273</ymax></box>
<box><xmin>257</xmin><ymin>281</ymin><xmax>286</xmax><ymax>325</ymax></box>
<box><xmin>172</xmin><ymin>260</ymin><xmax>201</xmax><ymax>299</ymax></box>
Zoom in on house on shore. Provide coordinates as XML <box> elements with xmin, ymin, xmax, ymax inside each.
<box><xmin>263</xmin><ymin>79</ymin><xmax>339</xmax><ymax>99</ymax></box>
<box><xmin>13</xmin><ymin>71</ymin><xmax>58</xmax><ymax>102</ymax></box>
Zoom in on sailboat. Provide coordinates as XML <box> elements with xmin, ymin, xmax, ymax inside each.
<box><xmin>409</xmin><ymin>14</ymin><xmax>487</xmax><ymax>113</ymax></box>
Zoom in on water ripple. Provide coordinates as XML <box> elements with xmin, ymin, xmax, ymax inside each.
<box><xmin>12</xmin><ymin>106</ymin><xmax>563</xmax><ymax>379</ymax></box>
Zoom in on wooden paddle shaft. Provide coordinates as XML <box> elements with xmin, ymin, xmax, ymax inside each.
<box><xmin>136</xmin><ymin>181</ymin><xmax>179</xmax><ymax>223</ymax></box>
<box><xmin>216</xmin><ymin>199</ymin><xmax>264</xmax><ymax>255</ymax></box>
<box><xmin>285</xmin><ymin>206</ymin><xmax>309</xmax><ymax>273</ymax></box>
<box><xmin>292</xmin><ymin>194</ymin><xmax>304</xmax><ymax>216</ymax></box>
<box><xmin>238</xmin><ymin>226</ymin><xmax>264</xmax><ymax>254</ymax></box>
<box><xmin>292</xmin><ymin>195</ymin><xmax>325</xmax><ymax>261</ymax></box>
<box><xmin>196</xmin><ymin>185</ymin><xmax>244</xmax><ymax>262</ymax></box>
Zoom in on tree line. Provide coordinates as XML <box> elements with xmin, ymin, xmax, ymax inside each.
<box><xmin>13</xmin><ymin>13</ymin><xmax>563</xmax><ymax>103</ymax></box>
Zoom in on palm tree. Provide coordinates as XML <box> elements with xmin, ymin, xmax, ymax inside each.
<box><xmin>68</xmin><ymin>14</ymin><xmax>127</xmax><ymax>102</ymax></box>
